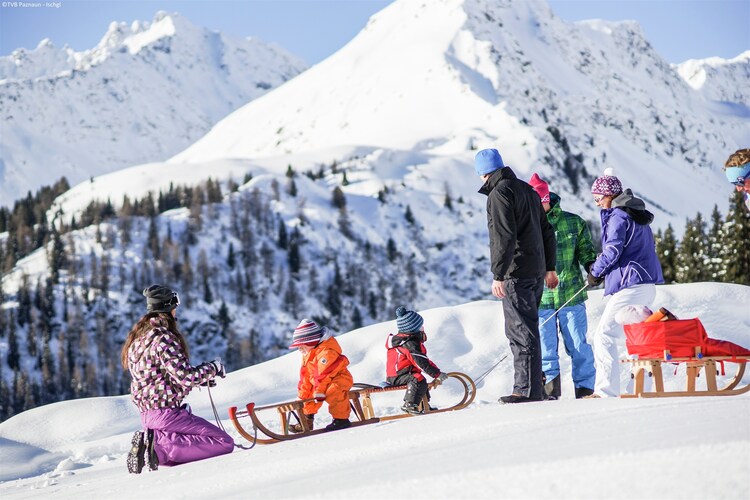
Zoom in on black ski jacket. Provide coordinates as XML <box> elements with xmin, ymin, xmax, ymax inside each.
<box><xmin>479</xmin><ymin>166</ymin><xmax>556</xmax><ymax>280</ymax></box>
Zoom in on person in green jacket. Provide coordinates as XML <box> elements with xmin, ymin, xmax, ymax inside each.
<box><xmin>529</xmin><ymin>174</ymin><xmax>597</xmax><ymax>399</ymax></box>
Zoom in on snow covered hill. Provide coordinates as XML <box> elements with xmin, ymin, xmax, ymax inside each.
<box><xmin>0</xmin><ymin>11</ymin><xmax>306</xmax><ymax>207</ymax></box>
<box><xmin>0</xmin><ymin>283</ymin><xmax>748</xmax><ymax>498</ymax></box>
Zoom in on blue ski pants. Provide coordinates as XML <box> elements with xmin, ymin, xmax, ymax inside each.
<box><xmin>538</xmin><ymin>303</ymin><xmax>595</xmax><ymax>390</ymax></box>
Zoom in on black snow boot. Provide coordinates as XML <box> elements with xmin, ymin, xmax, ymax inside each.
<box><xmin>498</xmin><ymin>394</ymin><xmax>542</xmax><ymax>404</ymax></box>
<box><xmin>401</xmin><ymin>402</ymin><xmax>423</xmax><ymax>415</ymax></box>
<box><xmin>575</xmin><ymin>387</ymin><xmax>595</xmax><ymax>399</ymax></box>
<box><xmin>144</xmin><ymin>428</ymin><xmax>158</xmax><ymax>471</ymax></box>
<box><xmin>544</xmin><ymin>375</ymin><xmax>561</xmax><ymax>400</ymax></box>
<box><xmin>289</xmin><ymin>414</ymin><xmax>315</xmax><ymax>434</ymax></box>
<box><xmin>126</xmin><ymin>431</ymin><xmax>145</xmax><ymax>474</ymax></box>
<box><xmin>325</xmin><ymin>418</ymin><xmax>351</xmax><ymax>431</ymax></box>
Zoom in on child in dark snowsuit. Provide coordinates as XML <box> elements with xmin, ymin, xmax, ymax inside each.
<box><xmin>386</xmin><ymin>306</ymin><xmax>448</xmax><ymax>414</ymax></box>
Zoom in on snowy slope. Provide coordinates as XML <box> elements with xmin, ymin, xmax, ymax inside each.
<box><xmin>0</xmin><ymin>283</ymin><xmax>748</xmax><ymax>498</ymax></box>
<box><xmin>0</xmin><ymin>11</ymin><xmax>306</xmax><ymax>207</ymax></box>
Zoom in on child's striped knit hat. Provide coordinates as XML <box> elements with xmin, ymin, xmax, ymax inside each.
<box><xmin>289</xmin><ymin>319</ymin><xmax>327</xmax><ymax>348</ymax></box>
<box><xmin>396</xmin><ymin>306</ymin><xmax>424</xmax><ymax>333</ymax></box>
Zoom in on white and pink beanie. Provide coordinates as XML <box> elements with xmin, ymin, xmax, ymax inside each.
<box><xmin>591</xmin><ymin>168</ymin><xmax>623</xmax><ymax>196</ymax></box>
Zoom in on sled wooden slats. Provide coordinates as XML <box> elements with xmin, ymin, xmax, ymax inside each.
<box><xmin>228</xmin><ymin>372</ymin><xmax>476</xmax><ymax>444</ymax></box>
<box><xmin>620</xmin><ymin>356</ymin><xmax>750</xmax><ymax>398</ymax></box>
<box><xmin>351</xmin><ymin>371</ymin><xmax>477</xmax><ymax>423</ymax></box>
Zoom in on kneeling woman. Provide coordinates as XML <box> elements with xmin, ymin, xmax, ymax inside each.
<box><xmin>121</xmin><ymin>285</ymin><xmax>234</xmax><ymax>473</ymax></box>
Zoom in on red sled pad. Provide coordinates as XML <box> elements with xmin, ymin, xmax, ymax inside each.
<box><xmin>625</xmin><ymin>319</ymin><xmax>706</xmax><ymax>359</ymax></box>
<box><xmin>624</xmin><ymin>319</ymin><xmax>750</xmax><ymax>360</ymax></box>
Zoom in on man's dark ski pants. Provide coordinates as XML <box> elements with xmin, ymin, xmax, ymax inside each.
<box><xmin>502</xmin><ymin>276</ymin><xmax>545</xmax><ymax>400</ymax></box>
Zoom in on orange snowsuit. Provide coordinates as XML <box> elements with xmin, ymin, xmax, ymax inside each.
<box><xmin>298</xmin><ymin>337</ymin><xmax>353</xmax><ymax>419</ymax></box>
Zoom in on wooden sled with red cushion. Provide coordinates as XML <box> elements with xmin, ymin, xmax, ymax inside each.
<box><xmin>621</xmin><ymin>318</ymin><xmax>750</xmax><ymax>398</ymax></box>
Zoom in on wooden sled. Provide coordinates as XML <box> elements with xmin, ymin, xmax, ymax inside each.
<box><xmin>620</xmin><ymin>318</ymin><xmax>750</xmax><ymax>398</ymax></box>
<box><xmin>621</xmin><ymin>356</ymin><xmax>749</xmax><ymax>398</ymax></box>
<box><xmin>228</xmin><ymin>371</ymin><xmax>476</xmax><ymax>445</ymax></box>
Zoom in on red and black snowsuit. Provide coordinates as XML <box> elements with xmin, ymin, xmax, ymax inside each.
<box><xmin>386</xmin><ymin>331</ymin><xmax>441</xmax><ymax>404</ymax></box>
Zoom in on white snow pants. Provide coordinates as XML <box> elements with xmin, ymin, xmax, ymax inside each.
<box><xmin>593</xmin><ymin>283</ymin><xmax>656</xmax><ymax>397</ymax></box>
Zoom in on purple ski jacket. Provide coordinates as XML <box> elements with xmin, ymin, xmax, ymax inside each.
<box><xmin>590</xmin><ymin>189</ymin><xmax>664</xmax><ymax>296</ymax></box>
<box><xmin>128</xmin><ymin>316</ymin><xmax>217</xmax><ymax>412</ymax></box>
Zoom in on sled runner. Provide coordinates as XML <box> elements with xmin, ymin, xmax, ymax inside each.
<box><xmin>620</xmin><ymin>318</ymin><xmax>750</xmax><ymax>398</ymax></box>
<box><xmin>228</xmin><ymin>371</ymin><xmax>476</xmax><ymax>444</ymax></box>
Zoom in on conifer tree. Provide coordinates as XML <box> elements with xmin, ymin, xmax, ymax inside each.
<box><xmin>405</xmin><ymin>205</ymin><xmax>415</xmax><ymax>225</ymax></box>
<box><xmin>332</xmin><ymin>186</ymin><xmax>347</xmax><ymax>209</ymax></box>
<box><xmin>444</xmin><ymin>182</ymin><xmax>453</xmax><ymax>211</ymax></box>
<box><xmin>277</xmin><ymin>220</ymin><xmax>288</xmax><ymax>249</ymax></box>
<box><xmin>675</xmin><ymin>213</ymin><xmax>708</xmax><ymax>283</ymax></box>
<box><xmin>48</xmin><ymin>228</ymin><xmax>67</xmax><ymax>284</ymax></box>
<box><xmin>286</xmin><ymin>178</ymin><xmax>298</xmax><ymax>197</ymax></box>
<box><xmin>351</xmin><ymin>306</ymin><xmax>363</xmax><ymax>329</ymax></box>
<box><xmin>386</xmin><ymin>238</ymin><xmax>398</xmax><ymax>263</ymax></box>
<box><xmin>6</xmin><ymin>312</ymin><xmax>19</xmax><ymax>370</ymax></box>
<box><xmin>705</xmin><ymin>205</ymin><xmax>726</xmax><ymax>281</ymax></box>
<box><xmin>288</xmin><ymin>230</ymin><xmax>301</xmax><ymax>276</ymax></box>
<box><xmin>722</xmin><ymin>190</ymin><xmax>750</xmax><ymax>284</ymax></box>
<box><xmin>227</xmin><ymin>242</ymin><xmax>236</xmax><ymax>269</ymax></box>
<box><xmin>148</xmin><ymin>216</ymin><xmax>160</xmax><ymax>260</ymax></box>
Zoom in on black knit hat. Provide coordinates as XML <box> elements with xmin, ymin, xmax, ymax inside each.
<box><xmin>143</xmin><ymin>284</ymin><xmax>180</xmax><ymax>313</ymax></box>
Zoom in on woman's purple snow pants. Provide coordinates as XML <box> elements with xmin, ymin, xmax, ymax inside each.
<box><xmin>141</xmin><ymin>407</ymin><xmax>234</xmax><ymax>466</ymax></box>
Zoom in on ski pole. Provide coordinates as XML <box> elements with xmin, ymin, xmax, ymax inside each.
<box><xmin>538</xmin><ymin>283</ymin><xmax>590</xmax><ymax>329</ymax></box>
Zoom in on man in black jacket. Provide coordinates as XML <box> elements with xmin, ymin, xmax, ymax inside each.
<box><xmin>476</xmin><ymin>148</ymin><xmax>558</xmax><ymax>404</ymax></box>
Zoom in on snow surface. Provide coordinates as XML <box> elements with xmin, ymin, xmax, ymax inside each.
<box><xmin>1</xmin><ymin>282</ymin><xmax>748</xmax><ymax>498</ymax></box>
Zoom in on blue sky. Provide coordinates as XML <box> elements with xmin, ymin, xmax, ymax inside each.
<box><xmin>0</xmin><ymin>0</ymin><xmax>748</xmax><ymax>64</ymax></box>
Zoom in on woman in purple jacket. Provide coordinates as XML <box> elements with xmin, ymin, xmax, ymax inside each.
<box><xmin>121</xmin><ymin>285</ymin><xmax>234</xmax><ymax>474</ymax></box>
<box><xmin>586</xmin><ymin>170</ymin><xmax>664</xmax><ymax>397</ymax></box>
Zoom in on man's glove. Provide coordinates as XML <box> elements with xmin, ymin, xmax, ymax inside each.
<box><xmin>587</xmin><ymin>273</ymin><xmax>604</xmax><ymax>287</ymax></box>
<box><xmin>434</xmin><ymin>372</ymin><xmax>449</xmax><ymax>386</ymax></box>
<box><xmin>209</xmin><ymin>358</ymin><xmax>226</xmax><ymax>378</ymax></box>
<box><xmin>314</xmin><ymin>393</ymin><xmax>326</xmax><ymax>402</ymax></box>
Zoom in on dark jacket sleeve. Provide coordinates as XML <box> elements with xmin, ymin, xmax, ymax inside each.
<box><xmin>403</xmin><ymin>340</ymin><xmax>441</xmax><ymax>379</ymax></box>
<box><xmin>488</xmin><ymin>187</ymin><xmax>516</xmax><ymax>279</ymax></box>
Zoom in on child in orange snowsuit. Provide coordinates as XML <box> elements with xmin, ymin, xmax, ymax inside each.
<box><xmin>289</xmin><ymin>318</ymin><xmax>354</xmax><ymax>432</ymax></box>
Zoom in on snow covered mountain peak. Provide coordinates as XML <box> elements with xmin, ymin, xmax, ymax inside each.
<box><xmin>170</xmin><ymin>0</ymin><xmax>746</xmax><ymax>229</ymax></box>
<box><xmin>0</xmin><ymin>11</ymin><xmax>307</xmax><ymax>207</ymax></box>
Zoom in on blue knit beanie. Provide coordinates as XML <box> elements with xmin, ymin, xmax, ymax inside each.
<box><xmin>474</xmin><ymin>148</ymin><xmax>504</xmax><ymax>176</ymax></box>
<box><xmin>396</xmin><ymin>306</ymin><xmax>424</xmax><ymax>333</ymax></box>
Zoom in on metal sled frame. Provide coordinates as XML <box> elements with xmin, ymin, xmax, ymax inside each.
<box><xmin>228</xmin><ymin>372</ymin><xmax>476</xmax><ymax>444</ymax></box>
<box><xmin>620</xmin><ymin>356</ymin><xmax>750</xmax><ymax>398</ymax></box>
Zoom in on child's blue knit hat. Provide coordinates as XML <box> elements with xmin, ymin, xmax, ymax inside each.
<box><xmin>396</xmin><ymin>306</ymin><xmax>424</xmax><ymax>333</ymax></box>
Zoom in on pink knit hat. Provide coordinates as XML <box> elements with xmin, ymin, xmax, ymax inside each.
<box><xmin>591</xmin><ymin>168</ymin><xmax>623</xmax><ymax>196</ymax></box>
<box><xmin>529</xmin><ymin>173</ymin><xmax>550</xmax><ymax>203</ymax></box>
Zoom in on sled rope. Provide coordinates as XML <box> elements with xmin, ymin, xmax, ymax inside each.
<box><xmin>538</xmin><ymin>283</ymin><xmax>590</xmax><ymax>329</ymax></box>
<box><xmin>207</xmin><ymin>384</ymin><xmax>256</xmax><ymax>450</ymax></box>
<box><xmin>473</xmin><ymin>354</ymin><xmax>508</xmax><ymax>385</ymax></box>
